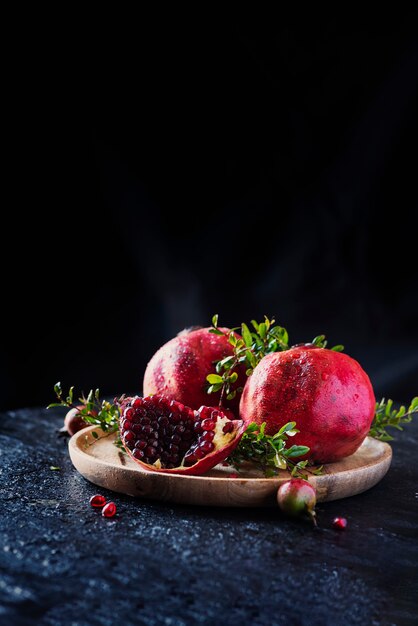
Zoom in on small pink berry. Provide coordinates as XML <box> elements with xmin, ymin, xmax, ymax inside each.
<box><xmin>102</xmin><ymin>502</ymin><xmax>117</xmax><ymax>518</ymax></box>
<box><xmin>332</xmin><ymin>516</ymin><xmax>347</xmax><ymax>530</ymax></box>
<box><xmin>89</xmin><ymin>494</ymin><xmax>106</xmax><ymax>508</ymax></box>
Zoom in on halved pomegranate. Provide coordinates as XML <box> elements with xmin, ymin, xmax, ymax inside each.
<box><xmin>119</xmin><ymin>395</ymin><xmax>245</xmax><ymax>475</ymax></box>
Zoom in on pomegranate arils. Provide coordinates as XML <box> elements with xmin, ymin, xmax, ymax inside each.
<box><xmin>332</xmin><ymin>517</ymin><xmax>348</xmax><ymax>530</ymax></box>
<box><xmin>89</xmin><ymin>494</ymin><xmax>106</xmax><ymax>508</ymax></box>
<box><xmin>119</xmin><ymin>395</ymin><xmax>244</xmax><ymax>474</ymax></box>
<box><xmin>201</xmin><ymin>430</ymin><xmax>215</xmax><ymax>442</ymax></box>
<box><xmin>102</xmin><ymin>502</ymin><xmax>117</xmax><ymax>518</ymax></box>
<box><xmin>199</xmin><ymin>440</ymin><xmax>215</xmax><ymax>454</ymax></box>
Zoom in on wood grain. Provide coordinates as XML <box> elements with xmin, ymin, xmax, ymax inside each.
<box><xmin>69</xmin><ymin>427</ymin><xmax>392</xmax><ymax>507</ymax></box>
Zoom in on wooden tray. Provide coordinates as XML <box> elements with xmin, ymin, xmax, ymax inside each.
<box><xmin>69</xmin><ymin>426</ymin><xmax>392</xmax><ymax>507</ymax></box>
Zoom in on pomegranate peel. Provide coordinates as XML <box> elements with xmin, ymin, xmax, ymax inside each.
<box><xmin>119</xmin><ymin>395</ymin><xmax>245</xmax><ymax>476</ymax></box>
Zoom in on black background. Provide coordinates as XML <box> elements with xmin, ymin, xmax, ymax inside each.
<box><xmin>2</xmin><ymin>11</ymin><xmax>417</xmax><ymax>411</ymax></box>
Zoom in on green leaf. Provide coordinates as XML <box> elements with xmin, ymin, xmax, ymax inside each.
<box><xmin>331</xmin><ymin>344</ymin><xmax>344</xmax><ymax>352</ymax></box>
<box><xmin>54</xmin><ymin>382</ymin><xmax>62</xmax><ymax>396</ymax></box>
<box><xmin>206</xmin><ymin>374</ymin><xmax>224</xmax><ymax>384</ymax></box>
<box><xmin>209</xmin><ymin>328</ymin><xmax>224</xmax><ymax>335</ymax></box>
<box><xmin>312</xmin><ymin>334</ymin><xmax>326</xmax><ymax>347</ymax></box>
<box><xmin>241</xmin><ymin>323</ymin><xmax>253</xmax><ymax>347</ymax></box>
<box><xmin>285</xmin><ymin>445</ymin><xmax>310</xmax><ymax>458</ymax></box>
<box><xmin>212</xmin><ymin>313</ymin><xmax>219</xmax><ymax>327</ymax></box>
<box><xmin>66</xmin><ymin>386</ymin><xmax>74</xmax><ymax>404</ymax></box>
<box><xmin>277</xmin><ymin>421</ymin><xmax>297</xmax><ymax>436</ymax></box>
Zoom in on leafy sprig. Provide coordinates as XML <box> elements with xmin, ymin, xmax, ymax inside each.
<box><xmin>207</xmin><ymin>314</ymin><xmax>343</xmax><ymax>405</ymax></box>
<box><xmin>227</xmin><ymin>421</ymin><xmax>323</xmax><ymax>479</ymax></box>
<box><xmin>369</xmin><ymin>397</ymin><xmax>418</xmax><ymax>441</ymax></box>
<box><xmin>48</xmin><ymin>382</ymin><xmax>123</xmax><ymax>447</ymax></box>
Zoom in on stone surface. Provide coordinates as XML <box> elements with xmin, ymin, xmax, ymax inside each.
<box><xmin>0</xmin><ymin>405</ymin><xmax>417</xmax><ymax>626</ymax></box>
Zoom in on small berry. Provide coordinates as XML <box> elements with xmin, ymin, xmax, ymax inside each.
<box><xmin>102</xmin><ymin>502</ymin><xmax>117</xmax><ymax>518</ymax></box>
<box><xmin>332</xmin><ymin>517</ymin><xmax>347</xmax><ymax>530</ymax></box>
<box><xmin>89</xmin><ymin>494</ymin><xmax>106</xmax><ymax>508</ymax></box>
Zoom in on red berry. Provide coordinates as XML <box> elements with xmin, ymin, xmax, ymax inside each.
<box><xmin>332</xmin><ymin>517</ymin><xmax>347</xmax><ymax>530</ymax></box>
<box><xmin>89</xmin><ymin>494</ymin><xmax>106</xmax><ymax>508</ymax></box>
<box><xmin>102</xmin><ymin>502</ymin><xmax>117</xmax><ymax>518</ymax></box>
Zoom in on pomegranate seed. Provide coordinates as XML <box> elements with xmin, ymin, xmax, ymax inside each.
<box><xmin>184</xmin><ymin>453</ymin><xmax>196</xmax><ymax>465</ymax></box>
<box><xmin>201</xmin><ymin>430</ymin><xmax>215</xmax><ymax>442</ymax></box>
<box><xmin>123</xmin><ymin>430</ymin><xmax>135</xmax><ymax>442</ymax></box>
<box><xmin>102</xmin><ymin>502</ymin><xmax>117</xmax><ymax>518</ymax></box>
<box><xmin>194</xmin><ymin>447</ymin><xmax>206</xmax><ymax>460</ymax></box>
<box><xmin>199</xmin><ymin>440</ymin><xmax>215</xmax><ymax>454</ymax></box>
<box><xmin>201</xmin><ymin>418</ymin><xmax>216</xmax><ymax>431</ymax></box>
<box><xmin>89</xmin><ymin>494</ymin><xmax>106</xmax><ymax>508</ymax></box>
<box><xmin>198</xmin><ymin>406</ymin><xmax>213</xmax><ymax>420</ymax></box>
<box><xmin>332</xmin><ymin>517</ymin><xmax>348</xmax><ymax>530</ymax></box>
<box><xmin>194</xmin><ymin>421</ymin><xmax>203</xmax><ymax>433</ymax></box>
<box><xmin>222</xmin><ymin>421</ymin><xmax>234</xmax><ymax>433</ymax></box>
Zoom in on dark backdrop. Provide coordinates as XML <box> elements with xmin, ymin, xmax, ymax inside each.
<box><xmin>2</xmin><ymin>12</ymin><xmax>417</xmax><ymax>411</ymax></box>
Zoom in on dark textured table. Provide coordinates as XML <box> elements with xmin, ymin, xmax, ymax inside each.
<box><xmin>1</xmin><ymin>405</ymin><xmax>417</xmax><ymax>626</ymax></box>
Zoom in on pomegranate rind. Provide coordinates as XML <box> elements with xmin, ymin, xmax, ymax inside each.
<box><xmin>119</xmin><ymin>396</ymin><xmax>246</xmax><ymax>476</ymax></box>
<box><xmin>239</xmin><ymin>347</ymin><xmax>376</xmax><ymax>464</ymax></box>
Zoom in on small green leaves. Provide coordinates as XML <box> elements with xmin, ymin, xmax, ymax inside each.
<box><xmin>206</xmin><ymin>374</ymin><xmax>223</xmax><ymax>385</ymax></box>
<box><xmin>369</xmin><ymin>396</ymin><xmax>418</xmax><ymax>441</ymax></box>
<box><xmin>227</xmin><ymin>420</ymin><xmax>320</xmax><ymax>478</ymax></box>
<box><xmin>311</xmin><ymin>335</ymin><xmax>344</xmax><ymax>351</ymax></box>
<box><xmin>241</xmin><ymin>322</ymin><xmax>252</xmax><ymax>347</ymax></box>
<box><xmin>48</xmin><ymin>383</ymin><xmax>122</xmax><ymax>445</ymax></box>
<box><xmin>207</xmin><ymin>314</ymin><xmax>345</xmax><ymax>407</ymax></box>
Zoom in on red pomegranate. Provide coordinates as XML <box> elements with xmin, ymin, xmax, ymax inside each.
<box><xmin>64</xmin><ymin>405</ymin><xmax>89</xmax><ymax>435</ymax></box>
<box><xmin>143</xmin><ymin>326</ymin><xmax>246</xmax><ymax>414</ymax></box>
<box><xmin>239</xmin><ymin>346</ymin><xmax>376</xmax><ymax>463</ymax></box>
<box><xmin>119</xmin><ymin>395</ymin><xmax>245</xmax><ymax>475</ymax></box>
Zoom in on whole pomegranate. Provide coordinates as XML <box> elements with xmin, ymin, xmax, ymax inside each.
<box><xmin>277</xmin><ymin>478</ymin><xmax>317</xmax><ymax>524</ymax></box>
<box><xmin>143</xmin><ymin>326</ymin><xmax>246</xmax><ymax>413</ymax></box>
<box><xmin>64</xmin><ymin>405</ymin><xmax>89</xmax><ymax>435</ymax></box>
<box><xmin>239</xmin><ymin>346</ymin><xmax>376</xmax><ymax>463</ymax></box>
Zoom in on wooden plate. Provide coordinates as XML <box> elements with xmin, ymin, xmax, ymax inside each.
<box><xmin>69</xmin><ymin>426</ymin><xmax>392</xmax><ymax>507</ymax></box>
